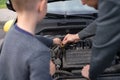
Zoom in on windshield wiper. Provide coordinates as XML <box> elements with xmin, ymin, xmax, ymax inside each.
<box><xmin>46</xmin><ymin>13</ymin><xmax>65</xmax><ymax>19</ymax></box>
<box><xmin>70</xmin><ymin>14</ymin><xmax>97</xmax><ymax>19</ymax></box>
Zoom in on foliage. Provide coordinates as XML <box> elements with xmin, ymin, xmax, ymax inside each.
<box><xmin>0</xmin><ymin>0</ymin><xmax>6</xmax><ymax>8</ymax></box>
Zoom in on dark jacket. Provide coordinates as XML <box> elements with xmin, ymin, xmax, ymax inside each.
<box><xmin>78</xmin><ymin>20</ymin><xmax>97</xmax><ymax>39</ymax></box>
<box><xmin>89</xmin><ymin>0</ymin><xmax>120</xmax><ymax>79</ymax></box>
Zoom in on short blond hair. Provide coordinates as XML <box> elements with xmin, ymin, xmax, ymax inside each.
<box><xmin>11</xmin><ymin>0</ymin><xmax>41</xmax><ymax>11</ymax></box>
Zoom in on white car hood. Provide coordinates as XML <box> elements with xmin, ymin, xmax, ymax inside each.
<box><xmin>47</xmin><ymin>0</ymin><xmax>98</xmax><ymax>15</ymax></box>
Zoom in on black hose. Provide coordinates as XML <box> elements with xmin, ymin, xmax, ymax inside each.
<box><xmin>55</xmin><ymin>70</ymin><xmax>74</xmax><ymax>76</ymax></box>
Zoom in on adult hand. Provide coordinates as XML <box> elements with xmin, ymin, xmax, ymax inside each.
<box><xmin>81</xmin><ymin>0</ymin><xmax>98</xmax><ymax>9</ymax></box>
<box><xmin>81</xmin><ymin>65</ymin><xmax>90</xmax><ymax>80</ymax></box>
<box><xmin>50</xmin><ymin>61</ymin><xmax>56</xmax><ymax>76</ymax></box>
<box><xmin>62</xmin><ymin>34</ymin><xmax>80</xmax><ymax>45</ymax></box>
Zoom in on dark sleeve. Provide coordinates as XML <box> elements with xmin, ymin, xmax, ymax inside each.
<box><xmin>35</xmin><ymin>35</ymin><xmax>53</xmax><ymax>48</ymax></box>
<box><xmin>89</xmin><ymin>0</ymin><xmax>120</xmax><ymax>80</ymax></box>
<box><xmin>29</xmin><ymin>49</ymin><xmax>52</xmax><ymax>80</ymax></box>
<box><xmin>78</xmin><ymin>20</ymin><xmax>97</xmax><ymax>40</ymax></box>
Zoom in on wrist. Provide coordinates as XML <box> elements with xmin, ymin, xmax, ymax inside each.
<box><xmin>74</xmin><ymin>34</ymin><xmax>80</xmax><ymax>42</ymax></box>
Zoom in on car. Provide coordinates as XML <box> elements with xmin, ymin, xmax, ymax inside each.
<box><xmin>5</xmin><ymin>0</ymin><xmax>97</xmax><ymax>33</ymax></box>
<box><xmin>5</xmin><ymin>0</ymin><xmax>120</xmax><ymax>80</ymax></box>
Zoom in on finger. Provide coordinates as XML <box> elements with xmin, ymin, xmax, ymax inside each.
<box><xmin>63</xmin><ymin>34</ymin><xmax>70</xmax><ymax>41</ymax></box>
<box><xmin>62</xmin><ymin>40</ymin><xmax>67</xmax><ymax>45</ymax></box>
<box><xmin>62</xmin><ymin>36</ymin><xmax>69</xmax><ymax>44</ymax></box>
<box><xmin>63</xmin><ymin>37</ymin><xmax>67</xmax><ymax>42</ymax></box>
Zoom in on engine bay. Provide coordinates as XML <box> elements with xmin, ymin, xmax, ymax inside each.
<box><xmin>36</xmin><ymin>15</ymin><xmax>120</xmax><ymax>80</ymax></box>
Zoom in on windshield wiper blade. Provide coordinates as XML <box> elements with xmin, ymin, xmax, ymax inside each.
<box><xmin>70</xmin><ymin>14</ymin><xmax>97</xmax><ymax>19</ymax></box>
<box><xmin>46</xmin><ymin>13</ymin><xmax>65</xmax><ymax>19</ymax></box>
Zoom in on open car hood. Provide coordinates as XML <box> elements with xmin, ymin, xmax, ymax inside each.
<box><xmin>47</xmin><ymin>0</ymin><xmax>97</xmax><ymax>15</ymax></box>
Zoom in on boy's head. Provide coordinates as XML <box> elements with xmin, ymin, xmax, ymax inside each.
<box><xmin>81</xmin><ymin>0</ymin><xmax>98</xmax><ymax>9</ymax></box>
<box><xmin>11</xmin><ymin>0</ymin><xmax>47</xmax><ymax>21</ymax></box>
<box><xmin>11</xmin><ymin>0</ymin><xmax>47</xmax><ymax>11</ymax></box>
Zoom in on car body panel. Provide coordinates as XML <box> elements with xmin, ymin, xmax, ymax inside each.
<box><xmin>47</xmin><ymin>0</ymin><xmax>97</xmax><ymax>15</ymax></box>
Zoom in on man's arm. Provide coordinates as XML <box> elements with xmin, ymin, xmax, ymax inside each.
<box><xmin>62</xmin><ymin>20</ymin><xmax>97</xmax><ymax>44</ymax></box>
<box><xmin>36</xmin><ymin>35</ymin><xmax>53</xmax><ymax>47</ymax></box>
<box><xmin>78</xmin><ymin>20</ymin><xmax>97</xmax><ymax>40</ymax></box>
<box><xmin>36</xmin><ymin>35</ymin><xmax>62</xmax><ymax>47</ymax></box>
<box><xmin>89</xmin><ymin>0</ymin><xmax>120</xmax><ymax>79</ymax></box>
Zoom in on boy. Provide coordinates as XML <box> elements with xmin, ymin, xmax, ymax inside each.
<box><xmin>0</xmin><ymin>0</ymin><xmax>59</xmax><ymax>80</ymax></box>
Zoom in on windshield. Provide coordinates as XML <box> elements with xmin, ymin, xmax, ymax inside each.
<box><xmin>47</xmin><ymin>0</ymin><xmax>98</xmax><ymax>15</ymax></box>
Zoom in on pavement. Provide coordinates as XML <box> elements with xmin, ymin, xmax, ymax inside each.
<box><xmin>0</xmin><ymin>9</ymin><xmax>16</xmax><ymax>28</ymax></box>
<box><xmin>0</xmin><ymin>9</ymin><xmax>16</xmax><ymax>39</ymax></box>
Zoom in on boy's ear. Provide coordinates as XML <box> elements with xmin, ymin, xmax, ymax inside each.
<box><xmin>37</xmin><ymin>0</ymin><xmax>46</xmax><ymax>13</ymax></box>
